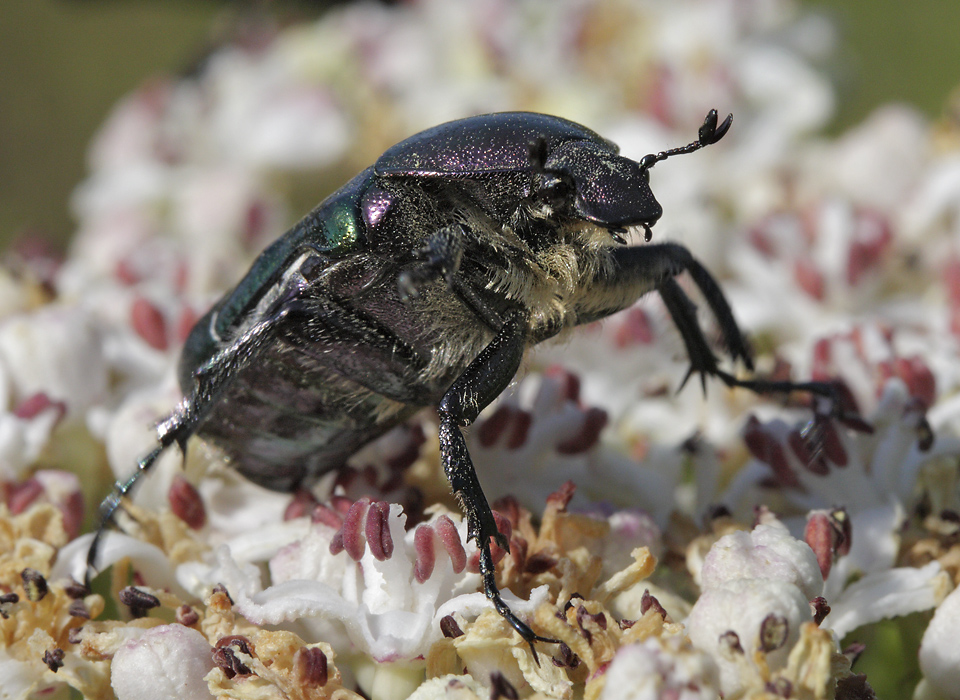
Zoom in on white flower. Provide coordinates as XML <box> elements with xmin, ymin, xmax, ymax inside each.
<box><xmin>111</xmin><ymin>624</ymin><xmax>215</xmax><ymax>700</ymax></box>
<box><xmin>685</xmin><ymin>519</ymin><xmax>822</xmax><ymax>696</ymax></box>
<box><xmin>54</xmin><ymin>531</ymin><xmax>187</xmax><ymax>597</ymax></box>
<box><xmin>0</xmin><ymin>306</ymin><xmax>108</xmax><ymax>415</ymax></box>
<box><xmin>687</xmin><ymin>578</ymin><xmax>811</xmax><ymax>696</ymax></box>
<box><xmin>826</xmin><ymin>561</ymin><xmax>949</xmax><ymax>640</ymax></box>
<box><xmin>10</xmin><ymin>470</ymin><xmax>85</xmax><ymax>540</ymax></box>
<box><xmin>820</xmin><ymin>105</ymin><xmax>929</xmax><ymax>210</ymax></box>
<box><xmin>469</xmin><ymin>369</ymin><xmax>616</xmax><ymax>512</ymax></box>
<box><xmin>718</xmin><ymin>380</ymin><xmax>956</xmax><ymax>637</ymax></box>
<box><xmin>901</xmin><ymin>152</ymin><xmax>960</xmax><ymax>245</ymax></box>
<box><xmin>470</xmin><ymin>367</ymin><xmax>705</xmax><ymax>531</ymax></box>
<box><xmin>208</xmin><ymin>502</ymin><xmax>548</xmax><ymax>664</ymax></box>
<box><xmin>0</xmin><ymin>648</ymin><xmax>56</xmax><ymax>700</ymax></box>
<box><xmin>15</xmin><ymin>2</ymin><xmax>960</xmax><ymax>699</ymax></box>
<box><xmin>405</xmin><ymin>674</ymin><xmax>489</xmax><ymax>700</ymax></box>
<box><xmin>600</xmin><ymin>636</ymin><xmax>720</xmax><ymax>700</ymax></box>
<box><xmin>0</xmin><ymin>394</ymin><xmax>64</xmax><ymax>482</ymax></box>
<box><xmin>727</xmin><ymin>379</ymin><xmax>951</xmax><ymax>559</ymax></box>
<box><xmin>206</xmin><ymin>53</ymin><xmax>351</xmax><ymax>169</ymax></box>
<box><xmin>695</xmin><ymin>520</ymin><xmax>822</xmax><ymax>600</ymax></box>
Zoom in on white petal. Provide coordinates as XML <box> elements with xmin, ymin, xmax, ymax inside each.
<box><xmin>0</xmin><ymin>650</ymin><xmax>47</xmax><ymax>700</ymax></box>
<box><xmin>111</xmin><ymin>625</ymin><xmax>215</xmax><ymax>700</ymax></box>
<box><xmin>825</xmin><ymin>561</ymin><xmax>949</xmax><ymax>639</ymax></box>
<box><xmin>700</xmin><ymin>521</ymin><xmax>823</xmax><ymax>601</ymax></box>
<box><xmin>52</xmin><ymin>532</ymin><xmax>186</xmax><ymax>597</ymax></box>
<box><xmin>919</xmin><ymin>583</ymin><xmax>960</xmax><ymax>699</ymax></box>
<box><xmin>600</xmin><ymin>637</ymin><xmax>720</xmax><ymax>700</ymax></box>
<box><xmin>686</xmin><ymin>578</ymin><xmax>811</xmax><ymax>696</ymax></box>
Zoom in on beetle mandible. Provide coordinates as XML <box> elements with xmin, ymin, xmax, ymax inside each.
<box><xmin>87</xmin><ymin>109</ymin><xmax>823</xmax><ymax>654</ymax></box>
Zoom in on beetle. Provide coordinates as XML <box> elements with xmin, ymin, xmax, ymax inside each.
<box><xmin>87</xmin><ymin>109</ymin><xmax>827</xmax><ymax>654</ymax></box>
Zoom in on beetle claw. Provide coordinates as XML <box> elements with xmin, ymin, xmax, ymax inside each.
<box><xmin>493</xmin><ymin>531</ymin><xmax>511</xmax><ymax>554</ymax></box>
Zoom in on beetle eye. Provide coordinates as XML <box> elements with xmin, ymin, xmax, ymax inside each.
<box><xmin>527</xmin><ymin>137</ymin><xmax>550</xmax><ymax>171</ymax></box>
<box><xmin>537</xmin><ymin>173</ymin><xmax>574</xmax><ymax>203</ymax></box>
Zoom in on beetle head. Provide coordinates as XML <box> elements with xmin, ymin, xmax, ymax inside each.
<box><xmin>539</xmin><ymin>140</ymin><xmax>663</xmax><ymax>232</ymax></box>
<box><xmin>531</xmin><ymin>110</ymin><xmax>733</xmax><ymax>241</ymax></box>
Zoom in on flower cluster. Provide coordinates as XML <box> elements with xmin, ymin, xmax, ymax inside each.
<box><xmin>2</xmin><ymin>0</ymin><xmax>960</xmax><ymax>698</ymax></box>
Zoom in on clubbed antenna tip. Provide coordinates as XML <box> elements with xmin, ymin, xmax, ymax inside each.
<box><xmin>640</xmin><ymin>109</ymin><xmax>734</xmax><ymax>171</ymax></box>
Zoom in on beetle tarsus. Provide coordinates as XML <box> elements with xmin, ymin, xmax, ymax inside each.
<box><xmin>439</xmin><ymin>416</ymin><xmax>557</xmax><ymax>656</ymax></box>
<box><xmin>478</xmin><ymin>541</ymin><xmax>558</xmax><ymax>665</ymax></box>
<box><xmin>87</xmin><ymin>302</ymin><xmax>295</xmax><ymax>585</ymax></box>
<box><xmin>85</xmin><ymin>443</ymin><xmax>171</xmax><ymax>587</ymax></box>
<box><xmin>658</xmin><ymin>276</ymin><xmax>722</xmax><ymax>395</ymax></box>
<box><xmin>713</xmin><ymin>370</ymin><xmax>844</xmax><ymax>404</ymax></box>
<box><xmin>611</xmin><ymin>244</ymin><xmax>848</xmax><ymax>410</ymax></box>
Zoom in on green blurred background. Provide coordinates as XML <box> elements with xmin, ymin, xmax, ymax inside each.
<box><xmin>2</xmin><ymin>1</ymin><xmax>960</xmax><ymax>253</ymax></box>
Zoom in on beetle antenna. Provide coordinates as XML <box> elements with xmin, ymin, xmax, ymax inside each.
<box><xmin>639</xmin><ymin>110</ymin><xmax>733</xmax><ymax>171</ymax></box>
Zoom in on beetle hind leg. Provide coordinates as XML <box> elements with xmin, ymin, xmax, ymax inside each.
<box><xmin>85</xmin><ymin>415</ymin><xmax>190</xmax><ymax>587</ymax></box>
<box><xmin>86</xmin><ymin>302</ymin><xmax>295</xmax><ymax>587</ymax></box>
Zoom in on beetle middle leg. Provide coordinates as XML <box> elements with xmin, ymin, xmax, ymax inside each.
<box><xmin>436</xmin><ymin>306</ymin><xmax>557</xmax><ymax>655</ymax></box>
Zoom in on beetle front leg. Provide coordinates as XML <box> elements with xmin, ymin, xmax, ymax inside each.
<box><xmin>437</xmin><ymin>307</ymin><xmax>556</xmax><ymax>655</ymax></box>
<box><xmin>608</xmin><ymin>243</ymin><xmax>751</xmax><ymax>371</ymax></box>
<box><xmin>658</xmin><ymin>276</ymin><xmax>723</xmax><ymax>393</ymax></box>
<box><xmin>610</xmin><ymin>243</ymin><xmax>839</xmax><ymax>402</ymax></box>
<box><xmin>657</xmin><ymin>264</ymin><xmax>842</xmax><ymax>402</ymax></box>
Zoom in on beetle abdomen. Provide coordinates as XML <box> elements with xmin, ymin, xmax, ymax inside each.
<box><xmin>195</xmin><ymin>339</ymin><xmax>420</xmax><ymax>491</ymax></box>
<box><xmin>187</xmin><ymin>270</ymin><xmax>493</xmax><ymax>491</ymax></box>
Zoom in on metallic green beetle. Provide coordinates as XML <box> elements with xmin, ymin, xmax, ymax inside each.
<box><xmin>89</xmin><ymin>110</ymin><xmax>824</xmax><ymax>653</ymax></box>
